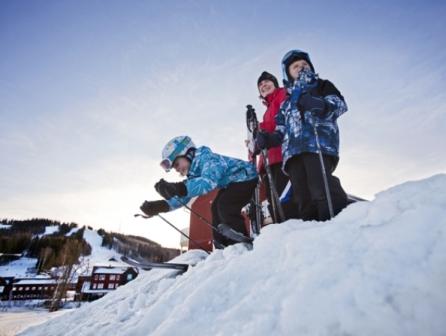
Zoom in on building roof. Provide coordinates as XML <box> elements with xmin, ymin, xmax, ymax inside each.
<box><xmin>93</xmin><ymin>267</ymin><xmax>130</xmax><ymax>275</ymax></box>
<box><xmin>14</xmin><ymin>278</ymin><xmax>57</xmax><ymax>285</ymax></box>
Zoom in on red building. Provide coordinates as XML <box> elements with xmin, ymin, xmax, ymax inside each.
<box><xmin>76</xmin><ymin>265</ymin><xmax>138</xmax><ymax>301</ymax></box>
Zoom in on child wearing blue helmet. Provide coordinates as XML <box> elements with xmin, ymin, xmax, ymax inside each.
<box><xmin>140</xmin><ymin>136</ymin><xmax>258</xmax><ymax>248</ymax></box>
<box><xmin>255</xmin><ymin>50</ymin><xmax>348</xmax><ymax>221</ymax></box>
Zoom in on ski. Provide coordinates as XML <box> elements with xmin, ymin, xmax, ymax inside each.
<box><xmin>121</xmin><ymin>256</ymin><xmax>189</xmax><ymax>273</ymax></box>
<box><xmin>217</xmin><ymin>224</ymin><xmax>254</xmax><ymax>245</ymax></box>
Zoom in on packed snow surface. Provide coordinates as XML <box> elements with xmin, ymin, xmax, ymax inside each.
<box><xmin>20</xmin><ymin>175</ymin><xmax>446</xmax><ymax>336</ymax></box>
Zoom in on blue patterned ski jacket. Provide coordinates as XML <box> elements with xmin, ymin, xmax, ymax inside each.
<box><xmin>167</xmin><ymin>146</ymin><xmax>258</xmax><ymax>210</ymax></box>
<box><xmin>276</xmin><ymin>68</ymin><xmax>348</xmax><ymax>170</ymax></box>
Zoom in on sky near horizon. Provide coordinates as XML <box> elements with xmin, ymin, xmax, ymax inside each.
<box><xmin>1</xmin><ymin>0</ymin><xmax>445</xmax><ymax>248</ymax></box>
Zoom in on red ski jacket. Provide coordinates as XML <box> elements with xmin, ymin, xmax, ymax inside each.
<box><xmin>258</xmin><ymin>87</ymin><xmax>287</xmax><ymax>173</ymax></box>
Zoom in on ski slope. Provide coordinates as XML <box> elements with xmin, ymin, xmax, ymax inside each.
<box><xmin>20</xmin><ymin>174</ymin><xmax>446</xmax><ymax>336</ymax></box>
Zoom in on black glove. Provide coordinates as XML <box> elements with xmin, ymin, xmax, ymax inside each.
<box><xmin>140</xmin><ymin>200</ymin><xmax>169</xmax><ymax>217</ymax></box>
<box><xmin>154</xmin><ymin>179</ymin><xmax>187</xmax><ymax>200</ymax></box>
<box><xmin>254</xmin><ymin>131</ymin><xmax>283</xmax><ymax>152</ymax></box>
<box><xmin>298</xmin><ymin>93</ymin><xmax>327</xmax><ymax>117</ymax></box>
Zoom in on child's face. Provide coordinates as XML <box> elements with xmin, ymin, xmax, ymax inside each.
<box><xmin>288</xmin><ymin>60</ymin><xmax>311</xmax><ymax>80</ymax></box>
<box><xmin>173</xmin><ymin>157</ymin><xmax>190</xmax><ymax>177</ymax></box>
<box><xmin>258</xmin><ymin>79</ymin><xmax>276</xmax><ymax>98</ymax></box>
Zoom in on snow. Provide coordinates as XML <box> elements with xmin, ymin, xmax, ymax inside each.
<box><xmin>0</xmin><ymin>224</ymin><xmax>12</xmax><ymax>229</ymax></box>
<box><xmin>0</xmin><ymin>257</ymin><xmax>38</xmax><ymax>277</ymax></box>
<box><xmin>38</xmin><ymin>225</ymin><xmax>59</xmax><ymax>237</ymax></box>
<box><xmin>93</xmin><ymin>267</ymin><xmax>129</xmax><ymax>274</ymax></box>
<box><xmin>75</xmin><ymin>228</ymin><xmax>125</xmax><ymax>276</ymax></box>
<box><xmin>65</xmin><ymin>227</ymin><xmax>80</xmax><ymax>237</ymax></box>
<box><xmin>19</xmin><ymin>174</ymin><xmax>446</xmax><ymax>336</ymax></box>
<box><xmin>14</xmin><ymin>279</ymin><xmax>57</xmax><ymax>285</ymax></box>
<box><xmin>82</xmin><ymin>229</ymin><xmax>121</xmax><ymax>266</ymax></box>
<box><xmin>0</xmin><ymin>310</ymin><xmax>68</xmax><ymax>336</ymax></box>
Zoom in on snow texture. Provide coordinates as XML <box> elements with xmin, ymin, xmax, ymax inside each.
<box><xmin>20</xmin><ymin>174</ymin><xmax>446</xmax><ymax>336</ymax></box>
<box><xmin>38</xmin><ymin>225</ymin><xmax>59</xmax><ymax>238</ymax></box>
<box><xmin>75</xmin><ymin>228</ymin><xmax>125</xmax><ymax>275</ymax></box>
<box><xmin>0</xmin><ymin>257</ymin><xmax>38</xmax><ymax>278</ymax></box>
<box><xmin>0</xmin><ymin>310</ymin><xmax>68</xmax><ymax>336</ymax></box>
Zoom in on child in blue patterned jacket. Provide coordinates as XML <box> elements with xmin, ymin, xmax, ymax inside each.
<box><xmin>140</xmin><ymin>136</ymin><xmax>258</xmax><ymax>248</ymax></box>
<box><xmin>255</xmin><ymin>49</ymin><xmax>348</xmax><ymax>221</ymax></box>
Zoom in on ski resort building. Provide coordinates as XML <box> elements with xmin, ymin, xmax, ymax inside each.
<box><xmin>75</xmin><ymin>265</ymin><xmax>138</xmax><ymax>301</ymax></box>
<box><xmin>8</xmin><ymin>277</ymin><xmax>57</xmax><ymax>300</ymax></box>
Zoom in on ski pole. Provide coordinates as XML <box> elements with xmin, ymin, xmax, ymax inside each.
<box><xmin>311</xmin><ymin>121</ymin><xmax>335</xmax><ymax>219</ymax></box>
<box><xmin>134</xmin><ymin>213</ymin><xmax>210</xmax><ymax>254</ymax></box>
<box><xmin>246</xmin><ymin>104</ymin><xmax>264</xmax><ymax>234</ymax></box>
<box><xmin>171</xmin><ymin>190</ymin><xmax>258</xmax><ymax>240</ymax></box>
<box><xmin>260</xmin><ymin>149</ymin><xmax>286</xmax><ymax>223</ymax></box>
<box><xmin>247</xmin><ymin>104</ymin><xmax>284</xmax><ymax>224</ymax></box>
<box><xmin>170</xmin><ymin>197</ymin><xmax>221</xmax><ymax>235</ymax></box>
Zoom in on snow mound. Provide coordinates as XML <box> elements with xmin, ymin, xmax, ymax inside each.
<box><xmin>20</xmin><ymin>174</ymin><xmax>446</xmax><ymax>336</ymax></box>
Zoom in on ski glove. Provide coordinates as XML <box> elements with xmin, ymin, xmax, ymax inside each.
<box><xmin>140</xmin><ymin>200</ymin><xmax>169</xmax><ymax>217</ymax></box>
<box><xmin>254</xmin><ymin>131</ymin><xmax>283</xmax><ymax>153</ymax></box>
<box><xmin>298</xmin><ymin>93</ymin><xmax>327</xmax><ymax>117</ymax></box>
<box><xmin>155</xmin><ymin>179</ymin><xmax>187</xmax><ymax>200</ymax></box>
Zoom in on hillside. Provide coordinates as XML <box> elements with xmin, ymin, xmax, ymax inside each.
<box><xmin>0</xmin><ymin>221</ymin><xmax>179</xmax><ymax>278</ymax></box>
<box><xmin>19</xmin><ymin>174</ymin><xmax>446</xmax><ymax>336</ymax></box>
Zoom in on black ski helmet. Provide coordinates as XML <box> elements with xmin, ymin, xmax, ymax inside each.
<box><xmin>281</xmin><ymin>50</ymin><xmax>315</xmax><ymax>82</ymax></box>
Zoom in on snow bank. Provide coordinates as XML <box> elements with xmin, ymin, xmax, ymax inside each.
<box><xmin>20</xmin><ymin>174</ymin><xmax>446</xmax><ymax>336</ymax></box>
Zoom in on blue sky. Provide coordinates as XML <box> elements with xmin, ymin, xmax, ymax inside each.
<box><xmin>1</xmin><ymin>0</ymin><xmax>445</xmax><ymax>247</ymax></box>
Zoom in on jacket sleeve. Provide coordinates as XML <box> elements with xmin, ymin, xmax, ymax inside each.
<box><xmin>167</xmin><ymin>168</ymin><xmax>219</xmax><ymax>210</ymax></box>
<box><xmin>167</xmin><ymin>156</ymin><xmax>226</xmax><ymax>211</ymax></box>
<box><xmin>188</xmin><ymin>154</ymin><xmax>227</xmax><ymax>195</ymax></box>
<box><xmin>166</xmin><ymin>195</ymin><xmax>192</xmax><ymax>211</ymax></box>
<box><xmin>274</xmin><ymin>102</ymin><xmax>287</xmax><ymax>140</ymax></box>
<box><xmin>324</xmin><ymin>94</ymin><xmax>347</xmax><ymax>120</ymax></box>
<box><xmin>318</xmin><ymin>80</ymin><xmax>348</xmax><ymax>121</ymax></box>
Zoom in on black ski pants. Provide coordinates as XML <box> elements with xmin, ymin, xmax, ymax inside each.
<box><xmin>211</xmin><ymin>178</ymin><xmax>258</xmax><ymax>247</ymax></box>
<box><xmin>285</xmin><ymin>153</ymin><xmax>347</xmax><ymax>221</ymax></box>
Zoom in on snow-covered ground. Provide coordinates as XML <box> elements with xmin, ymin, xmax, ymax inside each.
<box><xmin>0</xmin><ymin>309</ymin><xmax>68</xmax><ymax>336</ymax></box>
<box><xmin>19</xmin><ymin>174</ymin><xmax>446</xmax><ymax>336</ymax></box>
<box><xmin>0</xmin><ymin>257</ymin><xmax>38</xmax><ymax>277</ymax></box>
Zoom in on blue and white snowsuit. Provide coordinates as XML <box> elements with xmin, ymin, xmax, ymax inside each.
<box><xmin>276</xmin><ymin>69</ymin><xmax>348</xmax><ymax>169</ymax></box>
<box><xmin>275</xmin><ymin>51</ymin><xmax>348</xmax><ymax>221</ymax></box>
<box><xmin>167</xmin><ymin>146</ymin><xmax>258</xmax><ymax>246</ymax></box>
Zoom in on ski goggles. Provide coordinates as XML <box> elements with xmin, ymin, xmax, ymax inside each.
<box><xmin>160</xmin><ymin>158</ymin><xmax>174</xmax><ymax>172</ymax></box>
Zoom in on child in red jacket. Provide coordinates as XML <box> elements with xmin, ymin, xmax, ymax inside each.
<box><xmin>256</xmin><ymin>71</ymin><xmax>300</xmax><ymax>220</ymax></box>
